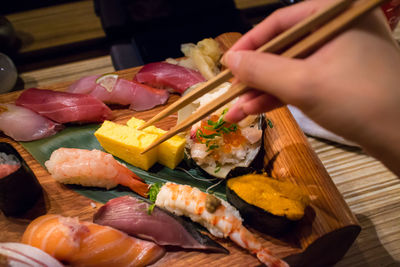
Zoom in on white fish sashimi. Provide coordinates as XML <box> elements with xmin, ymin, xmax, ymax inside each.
<box><xmin>0</xmin><ymin>104</ymin><xmax>62</xmax><ymax>141</ymax></box>
<box><xmin>0</xmin><ymin>242</ymin><xmax>63</xmax><ymax>267</ymax></box>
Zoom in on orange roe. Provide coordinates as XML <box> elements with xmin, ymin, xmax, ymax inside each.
<box><xmin>195</xmin><ymin>114</ymin><xmax>247</xmax><ymax>155</ymax></box>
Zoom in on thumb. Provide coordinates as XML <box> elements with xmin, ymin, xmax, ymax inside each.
<box><xmin>224</xmin><ymin>50</ymin><xmax>314</xmax><ymax>107</ymax></box>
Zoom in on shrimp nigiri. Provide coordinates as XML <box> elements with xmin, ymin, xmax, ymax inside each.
<box><xmin>155</xmin><ymin>182</ymin><xmax>289</xmax><ymax>267</ymax></box>
<box><xmin>21</xmin><ymin>214</ymin><xmax>165</xmax><ymax>267</ymax></box>
<box><xmin>45</xmin><ymin>148</ymin><xmax>149</xmax><ymax>197</ymax></box>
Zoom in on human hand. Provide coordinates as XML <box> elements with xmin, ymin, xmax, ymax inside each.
<box><xmin>223</xmin><ymin>0</ymin><xmax>400</xmax><ymax>175</ymax></box>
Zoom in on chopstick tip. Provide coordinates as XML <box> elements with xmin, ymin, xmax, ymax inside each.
<box><xmin>141</xmin><ymin>143</ymin><xmax>156</xmax><ymax>154</ymax></box>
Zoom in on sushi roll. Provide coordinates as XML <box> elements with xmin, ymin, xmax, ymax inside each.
<box><xmin>179</xmin><ymin>83</ymin><xmax>264</xmax><ymax>179</ymax></box>
<box><xmin>226</xmin><ymin>174</ymin><xmax>310</xmax><ymax>236</ymax></box>
<box><xmin>0</xmin><ymin>142</ymin><xmax>42</xmax><ymax>216</ymax></box>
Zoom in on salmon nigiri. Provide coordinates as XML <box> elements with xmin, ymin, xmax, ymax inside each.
<box><xmin>21</xmin><ymin>214</ymin><xmax>165</xmax><ymax>267</ymax></box>
<box><xmin>45</xmin><ymin>148</ymin><xmax>149</xmax><ymax>197</ymax></box>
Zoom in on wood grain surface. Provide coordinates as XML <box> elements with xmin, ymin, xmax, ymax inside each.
<box><xmin>0</xmin><ymin>30</ymin><xmax>362</xmax><ymax>266</ymax></box>
<box><xmin>2</xmin><ymin>1</ymin><xmax>400</xmax><ymax>266</ymax></box>
<box><xmin>6</xmin><ymin>0</ymin><xmax>105</xmax><ymax>54</ymax></box>
<box><xmin>0</xmin><ymin>63</ymin><xmax>358</xmax><ymax>267</ymax></box>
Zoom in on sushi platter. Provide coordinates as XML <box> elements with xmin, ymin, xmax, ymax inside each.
<box><xmin>0</xmin><ymin>33</ymin><xmax>361</xmax><ymax>266</ymax></box>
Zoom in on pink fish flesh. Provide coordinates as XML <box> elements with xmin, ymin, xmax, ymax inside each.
<box><xmin>0</xmin><ymin>152</ymin><xmax>21</xmax><ymax>179</ymax></box>
<box><xmin>94</xmin><ymin>195</ymin><xmax>228</xmax><ymax>253</ymax></box>
<box><xmin>0</xmin><ymin>242</ymin><xmax>64</xmax><ymax>267</ymax></box>
<box><xmin>67</xmin><ymin>75</ymin><xmax>99</xmax><ymax>94</ymax></box>
<box><xmin>68</xmin><ymin>76</ymin><xmax>169</xmax><ymax>111</ymax></box>
<box><xmin>134</xmin><ymin>62</ymin><xmax>205</xmax><ymax>94</ymax></box>
<box><xmin>0</xmin><ymin>164</ymin><xmax>20</xmax><ymax>179</ymax></box>
<box><xmin>15</xmin><ymin>88</ymin><xmax>113</xmax><ymax>124</ymax></box>
<box><xmin>0</xmin><ymin>104</ymin><xmax>62</xmax><ymax>141</ymax></box>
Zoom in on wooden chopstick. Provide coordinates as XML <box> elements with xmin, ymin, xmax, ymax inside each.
<box><xmin>141</xmin><ymin>0</ymin><xmax>386</xmax><ymax>154</ymax></box>
<box><xmin>137</xmin><ymin>0</ymin><xmax>351</xmax><ymax>131</ymax></box>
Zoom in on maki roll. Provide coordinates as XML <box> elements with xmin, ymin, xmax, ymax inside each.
<box><xmin>226</xmin><ymin>174</ymin><xmax>309</xmax><ymax>236</ymax></box>
<box><xmin>179</xmin><ymin>83</ymin><xmax>263</xmax><ymax>178</ymax></box>
<box><xmin>0</xmin><ymin>142</ymin><xmax>42</xmax><ymax>216</ymax></box>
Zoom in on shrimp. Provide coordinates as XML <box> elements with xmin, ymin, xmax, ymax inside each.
<box><xmin>155</xmin><ymin>182</ymin><xmax>289</xmax><ymax>267</ymax></box>
<box><xmin>45</xmin><ymin>148</ymin><xmax>149</xmax><ymax>197</ymax></box>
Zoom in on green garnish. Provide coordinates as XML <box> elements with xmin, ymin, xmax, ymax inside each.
<box><xmin>147</xmin><ymin>183</ymin><xmax>163</xmax><ymax>214</ymax></box>
<box><xmin>220</xmin><ymin>127</ymin><xmax>230</xmax><ymax>133</ymax></box>
<box><xmin>228</xmin><ymin>124</ymin><xmax>238</xmax><ymax>131</ymax></box>
<box><xmin>196</xmin><ymin>109</ymin><xmax>239</xmax><ymax>153</ymax></box>
<box><xmin>267</xmin><ymin>118</ymin><xmax>274</xmax><ymax>128</ymax></box>
<box><xmin>206</xmin><ymin>144</ymin><xmax>219</xmax><ymax>152</ymax></box>
<box><xmin>200</xmin><ymin>132</ymin><xmax>221</xmax><ymax>139</ymax></box>
<box><xmin>147</xmin><ymin>204</ymin><xmax>156</xmax><ymax>215</ymax></box>
<box><xmin>215</xmin><ymin>163</ymin><xmax>222</xmax><ymax>173</ymax></box>
<box><xmin>149</xmin><ymin>183</ymin><xmax>162</xmax><ymax>203</ymax></box>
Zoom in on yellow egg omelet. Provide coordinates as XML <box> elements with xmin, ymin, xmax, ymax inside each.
<box><xmin>95</xmin><ymin>118</ymin><xmax>186</xmax><ymax>171</ymax></box>
<box><xmin>94</xmin><ymin>120</ymin><xmax>158</xmax><ymax>171</ymax></box>
<box><xmin>127</xmin><ymin>117</ymin><xmax>186</xmax><ymax>169</ymax></box>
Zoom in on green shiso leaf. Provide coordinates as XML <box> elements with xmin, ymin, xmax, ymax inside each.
<box><xmin>147</xmin><ymin>203</ymin><xmax>156</xmax><ymax>215</ymax></box>
<box><xmin>146</xmin><ymin>182</ymin><xmax>163</xmax><ymax>215</ymax></box>
<box><xmin>19</xmin><ymin>124</ymin><xmax>226</xmax><ymax>204</ymax></box>
<box><xmin>148</xmin><ymin>183</ymin><xmax>163</xmax><ymax>203</ymax></box>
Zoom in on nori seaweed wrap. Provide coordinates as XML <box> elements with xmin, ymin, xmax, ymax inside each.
<box><xmin>0</xmin><ymin>142</ymin><xmax>42</xmax><ymax>216</ymax></box>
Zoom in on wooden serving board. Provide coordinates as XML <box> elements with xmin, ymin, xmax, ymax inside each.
<box><xmin>0</xmin><ymin>33</ymin><xmax>360</xmax><ymax>267</ymax></box>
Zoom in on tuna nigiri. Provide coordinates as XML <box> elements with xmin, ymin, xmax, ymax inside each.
<box><xmin>68</xmin><ymin>75</ymin><xmax>169</xmax><ymax>111</ymax></box>
<box><xmin>94</xmin><ymin>195</ymin><xmax>228</xmax><ymax>253</ymax></box>
<box><xmin>134</xmin><ymin>62</ymin><xmax>206</xmax><ymax>94</ymax></box>
<box><xmin>45</xmin><ymin>148</ymin><xmax>149</xmax><ymax>197</ymax></box>
<box><xmin>155</xmin><ymin>182</ymin><xmax>289</xmax><ymax>267</ymax></box>
<box><xmin>21</xmin><ymin>214</ymin><xmax>165</xmax><ymax>267</ymax></box>
<box><xmin>15</xmin><ymin>88</ymin><xmax>113</xmax><ymax>124</ymax></box>
<box><xmin>0</xmin><ymin>103</ymin><xmax>62</xmax><ymax>141</ymax></box>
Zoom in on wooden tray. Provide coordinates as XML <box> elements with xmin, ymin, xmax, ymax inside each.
<box><xmin>0</xmin><ymin>33</ymin><xmax>360</xmax><ymax>267</ymax></box>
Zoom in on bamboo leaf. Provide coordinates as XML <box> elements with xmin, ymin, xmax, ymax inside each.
<box><xmin>20</xmin><ymin>124</ymin><xmax>226</xmax><ymax>203</ymax></box>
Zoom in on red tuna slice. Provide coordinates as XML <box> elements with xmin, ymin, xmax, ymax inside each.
<box><xmin>89</xmin><ymin>79</ymin><xmax>169</xmax><ymax>111</ymax></box>
<box><xmin>94</xmin><ymin>195</ymin><xmax>228</xmax><ymax>253</ymax></box>
<box><xmin>15</xmin><ymin>88</ymin><xmax>113</xmax><ymax>124</ymax></box>
<box><xmin>68</xmin><ymin>75</ymin><xmax>100</xmax><ymax>94</ymax></box>
<box><xmin>134</xmin><ymin>62</ymin><xmax>206</xmax><ymax>94</ymax></box>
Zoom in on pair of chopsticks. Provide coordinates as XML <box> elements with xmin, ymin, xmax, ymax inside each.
<box><xmin>141</xmin><ymin>0</ymin><xmax>387</xmax><ymax>154</ymax></box>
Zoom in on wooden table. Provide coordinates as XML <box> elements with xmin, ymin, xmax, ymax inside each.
<box><xmin>2</xmin><ymin>1</ymin><xmax>400</xmax><ymax>266</ymax></box>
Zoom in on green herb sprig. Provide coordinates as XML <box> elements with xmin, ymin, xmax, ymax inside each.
<box><xmin>195</xmin><ymin>108</ymin><xmax>238</xmax><ymax>152</ymax></box>
<box><xmin>147</xmin><ymin>183</ymin><xmax>163</xmax><ymax>215</ymax></box>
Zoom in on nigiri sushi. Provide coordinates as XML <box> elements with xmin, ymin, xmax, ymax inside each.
<box><xmin>94</xmin><ymin>195</ymin><xmax>228</xmax><ymax>253</ymax></box>
<box><xmin>0</xmin><ymin>242</ymin><xmax>63</xmax><ymax>267</ymax></box>
<box><xmin>134</xmin><ymin>62</ymin><xmax>206</xmax><ymax>94</ymax></box>
<box><xmin>0</xmin><ymin>142</ymin><xmax>42</xmax><ymax>217</ymax></box>
<box><xmin>21</xmin><ymin>214</ymin><xmax>165</xmax><ymax>267</ymax></box>
<box><xmin>0</xmin><ymin>103</ymin><xmax>62</xmax><ymax>141</ymax></box>
<box><xmin>68</xmin><ymin>74</ymin><xmax>169</xmax><ymax>111</ymax></box>
<box><xmin>154</xmin><ymin>182</ymin><xmax>289</xmax><ymax>267</ymax></box>
<box><xmin>15</xmin><ymin>88</ymin><xmax>113</xmax><ymax>124</ymax></box>
<box><xmin>44</xmin><ymin>148</ymin><xmax>149</xmax><ymax>197</ymax></box>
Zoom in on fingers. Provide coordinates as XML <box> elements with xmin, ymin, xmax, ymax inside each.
<box><xmin>225</xmin><ymin>90</ymin><xmax>260</xmax><ymax>122</ymax></box>
<box><xmin>225</xmin><ymin>90</ymin><xmax>282</xmax><ymax>123</ymax></box>
<box><xmin>224</xmin><ymin>50</ymin><xmax>313</xmax><ymax>107</ymax></box>
<box><xmin>225</xmin><ymin>0</ymin><xmax>334</xmax><ymax>52</ymax></box>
